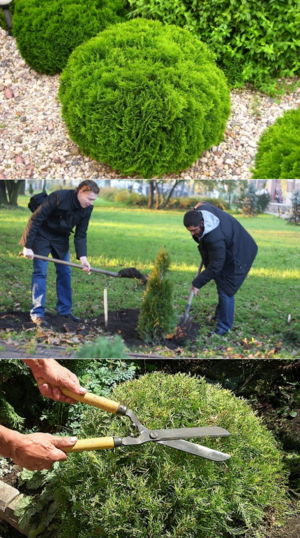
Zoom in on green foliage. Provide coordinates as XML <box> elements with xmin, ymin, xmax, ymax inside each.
<box><xmin>252</xmin><ymin>107</ymin><xmax>300</xmax><ymax>179</ymax></box>
<box><xmin>60</xmin><ymin>359</ymin><xmax>137</xmax><ymax>434</ymax></box>
<box><xmin>13</xmin><ymin>0</ymin><xmax>127</xmax><ymax>75</ymax></box>
<box><xmin>287</xmin><ymin>190</ymin><xmax>300</xmax><ymax>225</ymax></box>
<box><xmin>138</xmin><ymin>247</ymin><xmax>176</xmax><ymax>342</ymax></box>
<box><xmin>127</xmin><ymin>0</ymin><xmax>300</xmax><ymax>92</ymax></box>
<box><xmin>59</xmin><ymin>18</ymin><xmax>230</xmax><ymax>178</ymax></box>
<box><xmin>16</xmin><ymin>373</ymin><xmax>288</xmax><ymax>537</ymax></box>
<box><xmin>75</xmin><ymin>335</ymin><xmax>127</xmax><ymax>358</ymax></box>
<box><xmin>257</xmin><ymin>192</ymin><xmax>271</xmax><ymax>214</ymax></box>
<box><xmin>242</xmin><ymin>183</ymin><xmax>259</xmax><ymax>216</ymax></box>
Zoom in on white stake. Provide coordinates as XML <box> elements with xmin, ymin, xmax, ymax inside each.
<box><xmin>104</xmin><ymin>288</ymin><xmax>108</xmax><ymax>328</ymax></box>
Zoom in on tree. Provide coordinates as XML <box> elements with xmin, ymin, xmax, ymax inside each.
<box><xmin>138</xmin><ymin>246</ymin><xmax>176</xmax><ymax>342</ymax></box>
<box><xmin>242</xmin><ymin>182</ymin><xmax>259</xmax><ymax>216</ymax></box>
<box><xmin>287</xmin><ymin>190</ymin><xmax>300</xmax><ymax>225</ymax></box>
<box><xmin>147</xmin><ymin>180</ymin><xmax>184</xmax><ymax>209</ymax></box>
<box><xmin>0</xmin><ymin>180</ymin><xmax>25</xmax><ymax>206</ymax></box>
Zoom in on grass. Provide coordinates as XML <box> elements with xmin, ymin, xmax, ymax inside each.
<box><xmin>0</xmin><ymin>194</ymin><xmax>300</xmax><ymax>358</ymax></box>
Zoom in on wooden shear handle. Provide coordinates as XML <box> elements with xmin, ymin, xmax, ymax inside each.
<box><xmin>38</xmin><ymin>378</ymin><xmax>121</xmax><ymax>414</ymax></box>
<box><xmin>38</xmin><ymin>378</ymin><xmax>122</xmax><ymax>453</ymax></box>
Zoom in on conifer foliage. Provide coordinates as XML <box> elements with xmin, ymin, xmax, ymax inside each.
<box><xmin>242</xmin><ymin>183</ymin><xmax>259</xmax><ymax>217</ymax></box>
<box><xmin>288</xmin><ymin>190</ymin><xmax>300</xmax><ymax>225</ymax></box>
<box><xmin>13</xmin><ymin>0</ymin><xmax>127</xmax><ymax>75</ymax></box>
<box><xmin>138</xmin><ymin>246</ymin><xmax>176</xmax><ymax>342</ymax></box>
<box><xmin>58</xmin><ymin>18</ymin><xmax>230</xmax><ymax>178</ymax></box>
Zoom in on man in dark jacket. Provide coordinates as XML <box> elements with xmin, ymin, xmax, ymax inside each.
<box><xmin>20</xmin><ymin>180</ymin><xmax>100</xmax><ymax>326</ymax></box>
<box><xmin>183</xmin><ymin>203</ymin><xmax>258</xmax><ymax>336</ymax></box>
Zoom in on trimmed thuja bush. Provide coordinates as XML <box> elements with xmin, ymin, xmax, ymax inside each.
<box><xmin>12</xmin><ymin>0</ymin><xmax>127</xmax><ymax>75</ymax></box>
<box><xmin>58</xmin><ymin>19</ymin><xmax>230</xmax><ymax>178</ymax></box>
<box><xmin>127</xmin><ymin>0</ymin><xmax>300</xmax><ymax>92</ymax></box>
<box><xmin>252</xmin><ymin>107</ymin><xmax>300</xmax><ymax>179</ymax></box>
<box><xmin>16</xmin><ymin>373</ymin><xmax>288</xmax><ymax>537</ymax></box>
<box><xmin>138</xmin><ymin>246</ymin><xmax>176</xmax><ymax>342</ymax></box>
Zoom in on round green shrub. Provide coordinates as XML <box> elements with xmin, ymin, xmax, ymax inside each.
<box><xmin>12</xmin><ymin>0</ymin><xmax>127</xmax><ymax>75</ymax></box>
<box><xmin>252</xmin><ymin>107</ymin><xmax>300</xmax><ymax>179</ymax></box>
<box><xmin>58</xmin><ymin>19</ymin><xmax>230</xmax><ymax>178</ymax></box>
<box><xmin>127</xmin><ymin>0</ymin><xmax>300</xmax><ymax>91</ymax></box>
<box><xmin>22</xmin><ymin>372</ymin><xmax>288</xmax><ymax>537</ymax></box>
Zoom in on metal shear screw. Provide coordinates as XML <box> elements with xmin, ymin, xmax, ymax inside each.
<box><xmin>149</xmin><ymin>431</ymin><xmax>158</xmax><ymax>439</ymax></box>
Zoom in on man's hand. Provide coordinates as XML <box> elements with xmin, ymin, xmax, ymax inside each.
<box><xmin>22</xmin><ymin>359</ymin><xmax>86</xmax><ymax>403</ymax></box>
<box><xmin>23</xmin><ymin>247</ymin><xmax>34</xmax><ymax>259</ymax></box>
<box><xmin>191</xmin><ymin>285</ymin><xmax>200</xmax><ymax>296</ymax></box>
<box><xmin>4</xmin><ymin>429</ymin><xmax>77</xmax><ymax>471</ymax></box>
<box><xmin>79</xmin><ymin>256</ymin><xmax>91</xmax><ymax>274</ymax></box>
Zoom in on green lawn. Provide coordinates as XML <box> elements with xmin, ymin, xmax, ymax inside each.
<box><xmin>0</xmin><ymin>195</ymin><xmax>299</xmax><ymax>358</ymax></box>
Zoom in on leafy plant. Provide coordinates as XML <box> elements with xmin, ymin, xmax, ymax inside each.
<box><xmin>257</xmin><ymin>191</ymin><xmax>271</xmax><ymax>214</ymax></box>
<box><xmin>16</xmin><ymin>372</ymin><xmax>289</xmax><ymax>537</ymax></box>
<box><xmin>242</xmin><ymin>182</ymin><xmax>259</xmax><ymax>216</ymax></box>
<box><xmin>138</xmin><ymin>246</ymin><xmax>176</xmax><ymax>342</ymax></box>
<box><xmin>13</xmin><ymin>0</ymin><xmax>128</xmax><ymax>75</ymax></box>
<box><xmin>59</xmin><ymin>18</ymin><xmax>230</xmax><ymax>178</ymax></box>
<box><xmin>287</xmin><ymin>190</ymin><xmax>300</xmax><ymax>225</ymax></box>
<box><xmin>75</xmin><ymin>335</ymin><xmax>127</xmax><ymax>358</ymax></box>
<box><xmin>252</xmin><ymin>107</ymin><xmax>300</xmax><ymax>179</ymax></box>
<box><xmin>127</xmin><ymin>0</ymin><xmax>300</xmax><ymax>92</ymax></box>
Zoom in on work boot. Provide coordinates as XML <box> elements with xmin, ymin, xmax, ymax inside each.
<box><xmin>61</xmin><ymin>313</ymin><xmax>82</xmax><ymax>323</ymax></box>
<box><xmin>31</xmin><ymin>317</ymin><xmax>49</xmax><ymax>327</ymax></box>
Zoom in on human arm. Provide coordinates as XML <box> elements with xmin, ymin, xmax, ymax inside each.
<box><xmin>21</xmin><ymin>359</ymin><xmax>86</xmax><ymax>403</ymax></box>
<box><xmin>19</xmin><ymin>192</ymin><xmax>59</xmax><ymax>250</ymax></box>
<box><xmin>0</xmin><ymin>425</ymin><xmax>77</xmax><ymax>471</ymax></box>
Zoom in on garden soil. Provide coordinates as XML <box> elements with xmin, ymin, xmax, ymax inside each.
<box><xmin>0</xmin><ymin>309</ymin><xmax>200</xmax><ymax>352</ymax></box>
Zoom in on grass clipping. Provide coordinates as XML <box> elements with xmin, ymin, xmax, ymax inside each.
<box><xmin>17</xmin><ymin>372</ymin><xmax>289</xmax><ymax>538</ymax></box>
<box><xmin>137</xmin><ymin>246</ymin><xmax>176</xmax><ymax>343</ymax></box>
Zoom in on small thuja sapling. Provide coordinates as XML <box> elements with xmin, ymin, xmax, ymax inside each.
<box><xmin>138</xmin><ymin>246</ymin><xmax>176</xmax><ymax>343</ymax></box>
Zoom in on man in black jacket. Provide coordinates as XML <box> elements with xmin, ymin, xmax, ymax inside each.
<box><xmin>20</xmin><ymin>180</ymin><xmax>100</xmax><ymax>326</ymax></box>
<box><xmin>183</xmin><ymin>203</ymin><xmax>258</xmax><ymax>336</ymax></box>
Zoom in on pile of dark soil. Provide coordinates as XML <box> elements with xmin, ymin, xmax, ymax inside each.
<box><xmin>0</xmin><ymin>309</ymin><xmax>200</xmax><ymax>351</ymax></box>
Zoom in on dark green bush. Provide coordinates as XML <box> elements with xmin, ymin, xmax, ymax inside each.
<box><xmin>138</xmin><ymin>246</ymin><xmax>176</xmax><ymax>342</ymax></box>
<box><xmin>127</xmin><ymin>0</ymin><xmax>300</xmax><ymax>92</ymax></box>
<box><xmin>252</xmin><ymin>107</ymin><xmax>300</xmax><ymax>179</ymax></box>
<box><xmin>59</xmin><ymin>18</ymin><xmax>230</xmax><ymax>178</ymax></box>
<box><xmin>13</xmin><ymin>0</ymin><xmax>127</xmax><ymax>75</ymax></box>
<box><xmin>17</xmin><ymin>372</ymin><xmax>288</xmax><ymax>537</ymax></box>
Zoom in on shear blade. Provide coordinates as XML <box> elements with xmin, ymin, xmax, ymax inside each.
<box><xmin>158</xmin><ymin>439</ymin><xmax>230</xmax><ymax>461</ymax></box>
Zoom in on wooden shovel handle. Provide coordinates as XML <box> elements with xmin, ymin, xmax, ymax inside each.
<box><xmin>63</xmin><ymin>437</ymin><xmax>116</xmax><ymax>453</ymax></box>
<box><xmin>37</xmin><ymin>378</ymin><xmax>121</xmax><ymax>414</ymax></box>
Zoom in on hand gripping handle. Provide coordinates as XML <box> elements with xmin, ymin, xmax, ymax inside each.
<box><xmin>38</xmin><ymin>379</ymin><xmax>125</xmax><ymax>453</ymax></box>
<box><xmin>63</xmin><ymin>437</ymin><xmax>122</xmax><ymax>452</ymax></box>
<box><xmin>37</xmin><ymin>378</ymin><xmax>122</xmax><ymax>414</ymax></box>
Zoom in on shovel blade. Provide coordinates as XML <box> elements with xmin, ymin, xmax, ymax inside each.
<box><xmin>178</xmin><ymin>314</ymin><xmax>193</xmax><ymax>331</ymax></box>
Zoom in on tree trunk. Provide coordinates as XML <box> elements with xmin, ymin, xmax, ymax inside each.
<box><xmin>0</xmin><ymin>181</ymin><xmax>9</xmax><ymax>205</ymax></box>
<box><xmin>159</xmin><ymin>180</ymin><xmax>184</xmax><ymax>209</ymax></box>
<box><xmin>148</xmin><ymin>181</ymin><xmax>155</xmax><ymax>209</ymax></box>
<box><xmin>5</xmin><ymin>180</ymin><xmax>25</xmax><ymax>206</ymax></box>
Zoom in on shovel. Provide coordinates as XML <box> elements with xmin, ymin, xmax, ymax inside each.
<box><xmin>20</xmin><ymin>253</ymin><xmax>147</xmax><ymax>283</ymax></box>
<box><xmin>178</xmin><ymin>260</ymin><xmax>203</xmax><ymax>330</ymax></box>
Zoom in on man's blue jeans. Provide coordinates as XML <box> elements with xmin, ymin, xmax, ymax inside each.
<box><xmin>215</xmin><ymin>286</ymin><xmax>235</xmax><ymax>335</ymax></box>
<box><xmin>31</xmin><ymin>251</ymin><xmax>72</xmax><ymax>319</ymax></box>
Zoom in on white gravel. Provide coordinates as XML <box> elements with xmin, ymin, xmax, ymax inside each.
<box><xmin>1</xmin><ymin>28</ymin><xmax>300</xmax><ymax>180</ymax></box>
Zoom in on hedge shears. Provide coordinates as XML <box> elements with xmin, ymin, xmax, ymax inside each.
<box><xmin>39</xmin><ymin>380</ymin><xmax>231</xmax><ymax>461</ymax></box>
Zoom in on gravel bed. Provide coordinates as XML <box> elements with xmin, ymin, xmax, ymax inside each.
<box><xmin>1</xmin><ymin>28</ymin><xmax>300</xmax><ymax>180</ymax></box>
